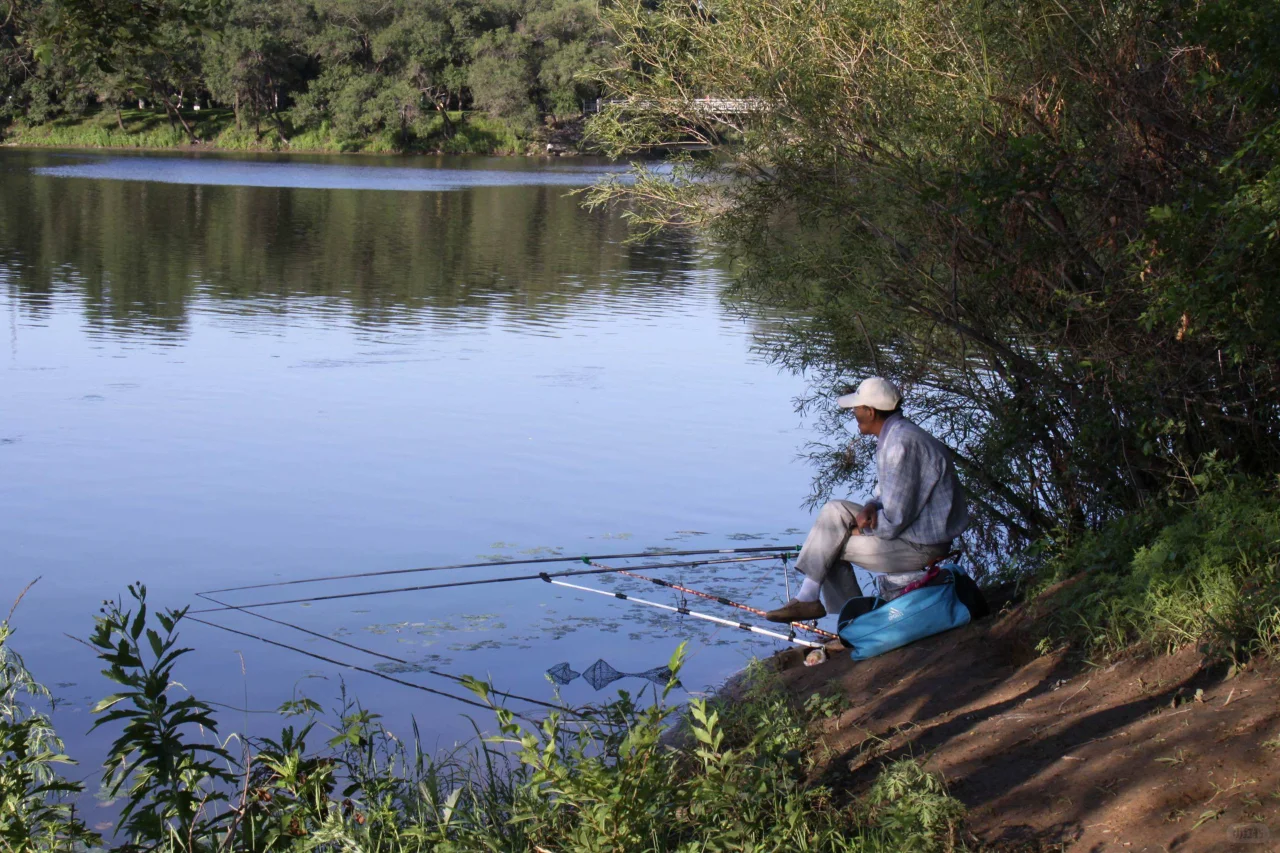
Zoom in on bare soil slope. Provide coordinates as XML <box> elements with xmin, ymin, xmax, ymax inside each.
<box><xmin>772</xmin><ymin>608</ymin><xmax>1280</xmax><ymax>851</ymax></box>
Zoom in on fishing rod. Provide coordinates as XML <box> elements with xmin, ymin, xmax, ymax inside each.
<box><xmin>186</xmin><ymin>616</ymin><xmax>541</xmax><ymax>723</ymax></box>
<box><xmin>195</xmin><ymin>593</ymin><xmax>585</xmax><ymax>717</ymax></box>
<box><xmin>190</xmin><ymin>554</ymin><xmax>783</xmax><ymax>615</ymax></box>
<box><xmin>200</xmin><ymin>545</ymin><xmax>801</xmax><ymax>595</ymax></box>
<box><xmin>585</xmin><ymin>558</ymin><xmax>839</xmax><ymax>641</ymax></box>
<box><xmin>540</xmin><ymin>574</ymin><xmax>823</xmax><ymax>649</ymax></box>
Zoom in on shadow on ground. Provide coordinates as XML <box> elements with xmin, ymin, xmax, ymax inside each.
<box><xmin>771</xmin><ymin>605</ymin><xmax>1280</xmax><ymax>852</ymax></box>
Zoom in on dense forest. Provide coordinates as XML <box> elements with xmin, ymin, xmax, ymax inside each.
<box><xmin>0</xmin><ymin>0</ymin><xmax>609</xmax><ymax>151</ymax></box>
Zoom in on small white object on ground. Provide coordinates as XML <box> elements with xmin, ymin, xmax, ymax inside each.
<box><xmin>804</xmin><ymin>647</ymin><xmax>828</xmax><ymax>667</ymax></box>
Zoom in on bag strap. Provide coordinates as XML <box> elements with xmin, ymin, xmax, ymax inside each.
<box><xmin>897</xmin><ymin>565</ymin><xmax>942</xmax><ymax>597</ymax></box>
<box><xmin>895</xmin><ymin>549</ymin><xmax>962</xmax><ymax>597</ymax></box>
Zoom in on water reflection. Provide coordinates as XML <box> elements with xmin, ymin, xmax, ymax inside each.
<box><xmin>0</xmin><ymin>151</ymin><xmax>700</xmax><ymax>338</ymax></box>
<box><xmin>33</xmin><ymin>155</ymin><xmax>636</xmax><ymax>191</ymax></box>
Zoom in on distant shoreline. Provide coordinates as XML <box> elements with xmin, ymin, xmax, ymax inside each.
<box><xmin>1</xmin><ymin>109</ymin><xmax>590</xmax><ymax>159</ymax></box>
<box><xmin>0</xmin><ymin>139</ymin><xmax>581</xmax><ymax>159</ymax></box>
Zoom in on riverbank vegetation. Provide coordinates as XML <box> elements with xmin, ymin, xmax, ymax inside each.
<box><xmin>2</xmin><ymin>108</ymin><xmax>525</xmax><ymax>155</ymax></box>
<box><xmin>585</xmin><ymin>0</ymin><xmax>1280</xmax><ymax>656</ymax></box>
<box><xmin>1029</xmin><ymin>469</ymin><xmax>1280</xmax><ymax>669</ymax></box>
<box><xmin>1</xmin><ymin>585</ymin><xmax>971</xmax><ymax>851</ymax></box>
<box><xmin>0</xmin><ymin>0</ymin><xmax>607</xmax><ymax>153</ymax></box>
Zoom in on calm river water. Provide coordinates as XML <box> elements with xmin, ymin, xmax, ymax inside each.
<box><xmin>0</xmin><ymin>149</ymin><xmax>821</xmax><ymax>801</ymax></box>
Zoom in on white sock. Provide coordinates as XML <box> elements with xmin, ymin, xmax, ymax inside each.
<box><xmin>796</xmin><ymin>577</ymin><xmax>821</xmax><ymax>603</ymax></box>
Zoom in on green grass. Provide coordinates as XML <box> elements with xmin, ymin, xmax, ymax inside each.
<box><xmin>1028</xmin><ymin>469</ymin><xmax>1280</xmax><ymax>667</ymax></box>
<box><xmin>5</xmin><ymin>108</ymin><xmax>201</xmax><ymax>148</ymax></box>
<box><xmin>4</xmin><ymin>108</ymin><xmax>532</xmax><ymax>156</ymax></box>
<box><xmin>432</xmin><ymin>112</ymin><xmax>525</xmax><ymax>155</ymax></box>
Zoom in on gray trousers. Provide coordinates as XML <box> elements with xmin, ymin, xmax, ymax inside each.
<box><xmin>795</xmin><ymin>500</ymin><xmax>951</xmax><ymax>614</ymax></box>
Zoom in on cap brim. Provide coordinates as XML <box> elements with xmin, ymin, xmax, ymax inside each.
<box><xmin>836</xmin><ymin>392</ymin><xmax>863</xmax><ymax>409</ymax></box>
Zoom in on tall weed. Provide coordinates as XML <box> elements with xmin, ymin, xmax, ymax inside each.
<box><xmin>90</xmin><ymin>584</ymin><xmax>236</xmax><ymax>848</ymax></box>
<box><xmin>0</xmin><ymin>588</ymin><xmax>98</xmax><ymax>850</ymax></box>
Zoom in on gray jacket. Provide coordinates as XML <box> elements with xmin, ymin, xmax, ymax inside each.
<box><xmin>867</xmin><ymin>414</ymin><xmax>968</xmax><ymax>546</ymax></box>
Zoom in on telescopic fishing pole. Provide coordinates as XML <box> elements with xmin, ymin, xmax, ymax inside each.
<box><xmin>189</xmin><ymin>553</ymin><xmax>784</xmax><ymax>614</ymax></box>
<box><xmin>185</xmin><ymin>616</ymin><xmax>541</xmax><ymax>722</ymax></box>
<box><xmin>540</xmin><ymin>574</ymin><xmax>823</xmax><ymax>649</ymax></box>
<box><xmin>584</xmin><ymin>558</ymin><xmax>839</xmax><ymax>641</ymax></box>
<box><xmin>200</xmin><ymin>545</ymin><xmax>800</xmax><ymax>595</ymax></box>
<box><xmin>194</xmin><ymin>592</ymin><xmax>586</xmax><ymax>716</ymax></box>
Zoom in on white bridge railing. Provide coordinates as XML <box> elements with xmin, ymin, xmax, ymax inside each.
<box><xmin>589</xmin><ymin>97</ymin><xmax>769</xmax><ymax>115</ymax></box>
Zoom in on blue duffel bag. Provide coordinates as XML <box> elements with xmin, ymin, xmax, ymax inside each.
<box><xmin>836</xmin><ymin>567</ymin><xmax>980</xmax><ymax>661</ymax></box>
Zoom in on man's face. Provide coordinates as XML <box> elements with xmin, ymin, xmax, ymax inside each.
<box><xmin>852</xmin><ymin>405</ymin><xmax>877</xmax><ymax>435</ymax></box>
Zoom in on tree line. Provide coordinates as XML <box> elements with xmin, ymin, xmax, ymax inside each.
<box><xmin>0</xmin><ymin>0</ymin><xmax>609</xmax><ymax>147</ymax></box>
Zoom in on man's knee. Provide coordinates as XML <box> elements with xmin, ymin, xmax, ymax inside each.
<box><xmin>820</xmin><ymin>499</ymin><xmax>861</xmax><ymax>524</ymax></box>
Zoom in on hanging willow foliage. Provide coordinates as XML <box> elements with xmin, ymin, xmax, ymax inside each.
<box><xmin>586</xmin><ymin>0</ymin><xmax>1280</xmax><ymax>564</ymax></box>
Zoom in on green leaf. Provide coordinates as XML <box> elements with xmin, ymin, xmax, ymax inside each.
<box><xmin>130</xmin><ymin>603</ymin><xmax>147</xmax><ymax>641</ymax></box>
<box><xmin>92</xmin><ymin>694</ymin><xmax>128</xmax><ymax>713</ymax></box>
<box><xmin>146</xmin><ymin>629</ymin><xmax>164</xmax><ymax>660</ymax></box>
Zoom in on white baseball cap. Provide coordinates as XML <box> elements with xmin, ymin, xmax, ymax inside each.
<box><xmin>836</xmin><ymin>377</ymin><xmax>902</xmax><ymax>410</ymax></box>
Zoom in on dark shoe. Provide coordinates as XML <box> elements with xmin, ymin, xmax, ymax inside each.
<box><xmin>765</xmin><ymin>599</ymin><xmax>826</xmax><ymax>623</ymax></box>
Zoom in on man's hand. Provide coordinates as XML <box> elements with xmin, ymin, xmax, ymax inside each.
<box><xmin>855</xmin><ymin>504</ymin><xmax>878</xmax><ymax>533</ymax></box>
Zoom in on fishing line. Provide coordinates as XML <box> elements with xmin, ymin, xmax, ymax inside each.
<box><xmin>199</xmin><ymin>545</ymin><xmax>800</xmax><ymax>595</ymax></box>
<box><xmin>540</xmin><ymin>575</ymin><xmax>823</xmax><ymax>649</ymax></box>
<box><xmin>586</xmin><ymin>557</ymin><xmax>839</xmax><ymax>641</ymax></box>
<box><xmin>680</xmin><ymin>553</ymin><xmax>796</xmax><ymax>669</ymax></box>
<box><xmin>191</xmin><ymin>553</ymin><xmax>810</xmax><ymax>714</ymax></box>
<box><xmin>190</xmin><ymin>554</ymin><xmax>782</xmax><ymax>614</ymax></box>
<box><xmin>187</xmin><ymin>616</ymin><xmax>540</xmax><ymax>722</ymax></box>
<box><xmin>195</xmin><ymin>592</ymin><xmax>583</xmax><ymax>716</ymax></box>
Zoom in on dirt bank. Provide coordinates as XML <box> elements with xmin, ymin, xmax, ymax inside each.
<box><xmin>769</xmin><ymin>608</ymin><xmax>1280</xmax><ymax>851</ymax></box>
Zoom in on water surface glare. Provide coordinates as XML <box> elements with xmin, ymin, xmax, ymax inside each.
<box><xmin>33</xmin><ymin>153</ymin><xmax>642</xmax><ymax>191</ymax></box>
<box><xmin>0</xmin><ymin>150</ymin><xmax>816</xmax><ymax>813</ymax></box>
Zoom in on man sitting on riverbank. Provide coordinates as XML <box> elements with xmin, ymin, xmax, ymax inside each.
<box><xmin>765</xmin><ymin>377</ymin><xmax>968</xmax><ymax>623</ymax></box>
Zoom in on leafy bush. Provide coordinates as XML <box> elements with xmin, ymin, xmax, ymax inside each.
<box><xmin>586</xmin><ymin>0</ymin><xmax>1280</xmax><ymax>565</ymax></box>
<box><xmin>863</xmin><ymin>760</ymin><xmax>966</xmax><ymax>852</ymax></box>
<box><xmin>1032</xmin><ymin>474</ymin><xmax>1280</xmax><ymax>666</ymax></box>
<box><xmin>459</xmin><ymin>647</ymin><xmax>967</xmax><ymax>852</ymax></box>
<box><xmin>0</xmin><ymin>592</ymin><xmax>98</xmax><ymax>851</ymax></box>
